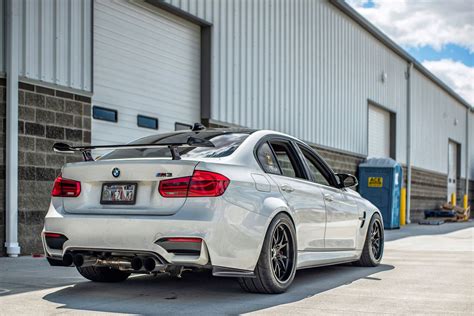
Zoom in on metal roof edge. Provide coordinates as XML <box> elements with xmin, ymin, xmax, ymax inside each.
<box><xmin>329</xmin><ymin>0</ymin><xmax>473</xmax><ymax>110</ymax></box>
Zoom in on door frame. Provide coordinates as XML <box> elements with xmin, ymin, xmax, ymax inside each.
<box><xmin>367</xmin><ymin>100</ymin><xmax>397</xmax><ymax>159</ymax></box>
<box><xmin>447</xmin><ymin>139</ymin><xmax>461</xmax><ymax>201</ymax></box>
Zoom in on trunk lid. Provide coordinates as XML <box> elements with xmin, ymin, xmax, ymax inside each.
<box><xmin>61</xmin><ymin>158</ymin><xmax>198</xmax><ymax>215</ymax></box>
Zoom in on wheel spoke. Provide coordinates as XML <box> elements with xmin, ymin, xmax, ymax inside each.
<box><xmin>369</xmin><ymin>221</ymin><xmax>383</xmax><ymax>260</ymax></box>
<box><xmin>269</xmin><ymin>222</ymin><xmax>294</xmax><ymax>282</ymax></box>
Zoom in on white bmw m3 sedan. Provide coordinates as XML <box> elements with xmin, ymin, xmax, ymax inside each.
<box><xmin>42</xmin><ymin>125</ymin><xmax>384</xmax><ymax>294</ymax></box>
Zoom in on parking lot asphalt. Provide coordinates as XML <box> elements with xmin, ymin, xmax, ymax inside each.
<box><xmin>0</xmin><ymin>221</ymin><xmax>473</xmax><ymax>315</ymax></box>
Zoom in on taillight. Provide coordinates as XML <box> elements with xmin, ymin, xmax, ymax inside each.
<box><xmin>188</xmin><ymin>170</ymin><xmax>230</xmax><ymax>197</ymax></box>
<box><xmin>158</xmin><ymin>176</ymin><xmax>191</xmax><ymax>198</ymax></box>
<box><xmin>159</xmin><ymin>170</ymin><xmax>230</xmax><ymax>198</ymax></box>
<box><xmin>51</xmin><ymin>175</ymin><xmax>81</xmax><ymax>197</ymax></box>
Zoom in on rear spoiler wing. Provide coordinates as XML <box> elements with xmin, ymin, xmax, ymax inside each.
<box><xmin>52</xmin><ymin>136</ymin><xmax>215</xmax><ymax>161</ymax></box>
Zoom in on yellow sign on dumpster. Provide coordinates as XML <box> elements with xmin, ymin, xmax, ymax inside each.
<box><xmin>368</xmin><ymin>177</ymin><xmax>383</xmax><ymax>187</ymax></box>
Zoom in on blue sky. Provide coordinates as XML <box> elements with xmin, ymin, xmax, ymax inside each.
<box><xmin>347</xmin><ymin>0</ymin><xmax>474</xmax><ymax>106</ymax></box>
<box><xmin>406</xmin><ymin>44</ymin><xmax>474</xmax><ymax>68</ymax></box>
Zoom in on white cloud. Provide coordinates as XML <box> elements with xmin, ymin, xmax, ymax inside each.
<box><xmin>346</xmin><ymin>0</ymin><xmax>474</xmax><ymax>52</ymax></box>
<box><xmin>422</xmin><ymin>59</ymin><xmax>474</xmax><ymax>105</ymax></box>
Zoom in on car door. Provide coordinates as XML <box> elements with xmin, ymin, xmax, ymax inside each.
<box><xmin>297</xmin><ymin>145</ymin><xmax>360</xmax><ymax>250</ymax></box>
<box><xmin>256</xmin><ymin>138</ymin><xmax>326</xmax><ymax>250</ymax></box>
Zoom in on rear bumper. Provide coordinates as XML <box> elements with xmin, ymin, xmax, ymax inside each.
<box><xmin>42</xmin><ymin>197</ymin><xmax>269</xmax><ymax>272</ymax></box>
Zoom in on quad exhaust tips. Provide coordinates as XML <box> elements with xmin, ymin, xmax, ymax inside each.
<box><xmin>62</xmin><ymin>253</ymin><xmax>161</xmax><ymax>272</ymax></box>
<box><xmin>143</xmin><ymin>257</ymin><xmax>157</xmax><ymax>272</ymax></box>
<box><xmin>143</xmin><ymin>257</ymin><xmax>165</xmax><ymax>272</ymax></box>
<box><xmin>73</xmin><ymin>254</ymin><xmax>98</xmax><ymax>268</ymax></box>
<box><xmin>62</xmin><ymin>253</ymin><xmax>73</xmax><ymax>266</ymax></box>
<box><xmin>131</xmin><ymin>257</ymin><xmax>143</xmax><ymax>271</ymax></box>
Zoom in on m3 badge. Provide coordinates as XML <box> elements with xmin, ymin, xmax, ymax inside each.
<box><xmin>156</xmin><ymin>172</ymin><xmax>172</xmax><ymax>177</ymax></box>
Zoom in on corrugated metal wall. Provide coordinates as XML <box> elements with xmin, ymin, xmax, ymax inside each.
<box><xmin>470</xmin><ymin>111</ymin><xmax>474</xmax><ymax>179</ymax></box>
<box><xmin>411</xmin><ymin>68</ymin><xmax>467</xmax><ymax>177</ymax></box>
<box><xmin>164</xmin><ymin>0</ymin><xmax>408</xmax><ymax>161</ymax></box>
<box><xmin>0</xmin><ymin>0</ymin><xmax>4</xmax><ymax>74</ymax></box>
<box><xmin>17</xmin><ymin>0</ymin><xmax>92</xmax><ymax>91</ymax></box>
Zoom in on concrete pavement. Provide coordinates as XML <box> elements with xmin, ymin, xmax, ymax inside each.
<box><xmin>0</xmin><ymin>222</ymin><xmax>473</xmax><ymax>315</ymax></box>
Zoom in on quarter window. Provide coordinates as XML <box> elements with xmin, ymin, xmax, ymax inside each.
<box><xmin>257</xmin><ymin>142</ymin><xmax>281</xmax><ymax>174</ymax></box>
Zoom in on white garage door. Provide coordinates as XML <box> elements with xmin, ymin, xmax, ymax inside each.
<box><xmin>368</xmin><ymin>104</ymin><xmax>390</xmax><ymax>158</ymax></box>
<box><xmin>92</xmin><ymin>0</ymin><xmax>200</xmax><ymax>145</ymax></box>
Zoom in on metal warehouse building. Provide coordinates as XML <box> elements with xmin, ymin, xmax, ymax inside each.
<box><xmin>0</xmin><ymin>0</ymin><xmax>473</xmax><ymax>256</ymax></box>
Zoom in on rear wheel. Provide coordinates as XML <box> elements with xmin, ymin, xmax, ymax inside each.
<box><xmin>238</xmin><ymin>213</ymin><xmax>297</xmax><ymax>294</ymax></box>
<box><xmin>76</xmin><ymin>266</ymin><xmax>131</xmax><ymax>282</ymax></box>
<box><xmin>354</xmin><ymin>213</ymin><xmax>384</xmax><ymax>267</ymax></box>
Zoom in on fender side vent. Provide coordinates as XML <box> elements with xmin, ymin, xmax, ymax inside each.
<box><xmin>360</xmin><ymin>211</ymin><xmax>367</xmax><ymax>228</ymax></box>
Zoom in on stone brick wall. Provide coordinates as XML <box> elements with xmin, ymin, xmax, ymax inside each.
<box><xmin>15</xmin><ymin>82</ymin><xmax>91</xmax><ymax>254</ymax></box>
<box><xmin>407</xmin><ymin>167</ymin><xmax>447</xmax><ymax>222</ymax></box>
<box><xmin>314</xmin><ymin>146</ymin><xmax>364</xmax><ymax>175</ymax></box>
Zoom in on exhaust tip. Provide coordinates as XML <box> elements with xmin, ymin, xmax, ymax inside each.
<box><xmin>131</xmin><ymin>257</ymin><xmax>143</xmax><ymax>271</ymax></box>
<box><xmin>143</xmin><ymin>257</ymin><xmax>156</xmax><ymax>272</ymax></box>
<box><xmin>63</xmin><ymin>253</ymin><xmax>73</xmax><ymax>266</ymax></box>
<box><xmin>73</xmin><ymin>254</ymin><xmax>84</xmax><ymax>267</ymax></box>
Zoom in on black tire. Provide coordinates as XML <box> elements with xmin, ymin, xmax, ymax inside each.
<box><xmin>238</xmin><ymin>213</ymin><xmax>297</xmax><ymax>294</ymax></box>
<box><xmin>76</xmin><ymin>266</ymin><xmax>131</xmax><ymax>283</ymax></box>
<box><xmin>354</xmin><ymin>213</ymin><xmax>384</xmax><ymax>267</ymax></box>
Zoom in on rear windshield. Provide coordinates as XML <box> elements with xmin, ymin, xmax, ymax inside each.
<box><xmin>100</xmin><ymin>131</ymin><xmax>250</xmax><ymax>160</ymax></box>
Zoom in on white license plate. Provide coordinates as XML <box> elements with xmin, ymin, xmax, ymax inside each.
<box><xmin>100</xmin><ymin>183</ymin><xmax>137</xmax><ymax>205</ymax></box>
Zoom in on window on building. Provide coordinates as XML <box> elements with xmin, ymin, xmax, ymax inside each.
<box><xmin>93</xmin><ymin>106</ymin><xmax>117</xmax><ymax>123</ymax></box>
<box><xmin>175</xmin><ymin>122</ymin><xmax>192</xmax><ymax>131</ymax></box>
<box><xmin>137</xmin><ymin>115</ymin><xmax>158</xmax><ymax>130</ymax></box>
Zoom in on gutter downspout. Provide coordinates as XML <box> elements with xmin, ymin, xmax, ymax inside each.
<box><xmin>466</xmin><ymin>108</ymin><xmax>470</xmax><ymax>197</ymax></box>
<box><xmin>4</xmin><ymin>0</ymin><xmax>20</xmax><ymax>257</ymax></box>
<box><xmin>406</xmin><ymin>62</ymin><xmax>413</xmax><ymax>223</ymax></box>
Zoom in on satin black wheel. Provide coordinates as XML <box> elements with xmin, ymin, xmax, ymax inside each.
<box><xmin>238</xmin><ymin>213</ymin><xmax>297</xmax><ymax>294</ymax></box>
<box><xmin>370</xmin><ymin>218</ymin><xmax>383</xmax><ymax>261</ymax></box>
<box><xmin>270</xmin><ymin>222</ymin><xmax>294</xmax><ymax>282</ymax></box>
<box><xmin>354</xmin><ymin>213</ymin><xmax>384</xmax><ymax>267</ymax></box>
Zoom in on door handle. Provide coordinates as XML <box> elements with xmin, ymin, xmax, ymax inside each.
<box><xmin>281</xmin><ymin>184</ymin><xmax>294</xmax><ymax>193</ymax></box>
<box><xmin>323</xmin><ymin>193</ymin><xmax>334</xmax><ymax>202</ymax></box>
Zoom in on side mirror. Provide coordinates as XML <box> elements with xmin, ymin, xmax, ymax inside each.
<box><xmin>336</xmin><ymin>173</ymin><xmax>358</xmax><ymax>188</ymax></box>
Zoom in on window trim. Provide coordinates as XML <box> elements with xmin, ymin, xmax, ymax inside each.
<box><xmin>295</xmin><ymin>142</ymin><xmax>340</xmax><ymax>188</ymax></box>
<box><xmin>137</xmin><ymin>115</ymin><xmax>159</xmax><ymax>130</ymax></box>
<box><xmin>92</xmin><ymin>106</ymin><xmax>118</xmax><ymax>123</ymax></box>
<box><xmin>254</xmin><ymin>135</ymin><xmax>309</xmax><ymax>181</ymax></box>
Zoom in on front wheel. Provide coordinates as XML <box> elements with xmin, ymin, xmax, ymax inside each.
<box><xmin>354</xmin><ymin>213</ymin><xmax>384</xmax><ymax>267</ymax></box>
<box><xmin>238</xmin><ymin>213</ymin><xmax>297</xmax><ymax>294</ymax></box>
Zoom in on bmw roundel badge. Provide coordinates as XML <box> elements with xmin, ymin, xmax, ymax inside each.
<box><xmin>112</xmin><ymin>167</ymin><xmax>121</xmax><ymax>178</ymax></box>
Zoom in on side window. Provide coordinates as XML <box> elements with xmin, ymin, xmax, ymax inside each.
<box><xmin>257</xmin><ymin>142</ymin><xmax>281</xmax><ymax>175</ymax></box>
<box><xmin>300</xmin><ymin>147</ymin><xmax>332</xmax><ymax>187</ymax></box>
<box><xmin>269</xmin><ymin>142</ymin><xmax>305</xmax><ymax>179</ymax></box>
